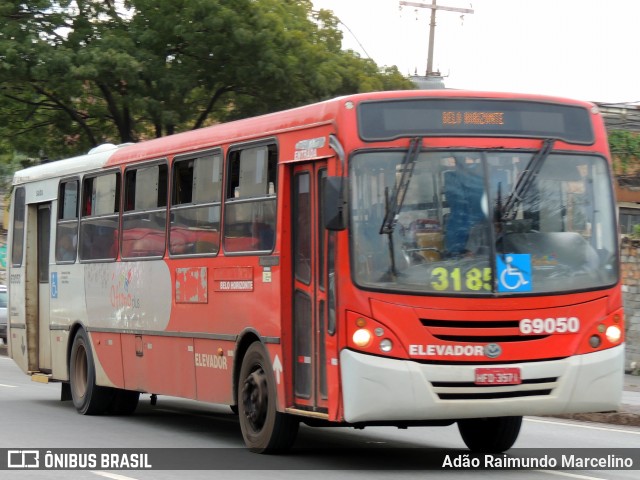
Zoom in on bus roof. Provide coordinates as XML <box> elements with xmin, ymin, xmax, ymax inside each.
<box><xmin>106</xmin><ymin>96</ymin><xmax>345</xmax><ymax>166</ymax></box>
<box><xmin>11</xmin><ymin>90</ymin><xmax>599</xmax><ymax>183</ymax></box>
<box><xmin>107</xmin><ymin>90</ymin><xmax>597</xmax><ymax>165</ymax></box>
<box><xmin>12</xmin><ymin>143</ymin><xmax>125</xmax><ymax>185</ymax></box>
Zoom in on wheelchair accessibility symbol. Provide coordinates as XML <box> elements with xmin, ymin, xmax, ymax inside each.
<box><xmin>496</xmin><ymin>254</ymin><xmax>532</xmax><ymax>292</ymax></box>
<box><xmin>50</xmin><ymin>272</ymin><xmax>58</xmax><ymax>299</ymax></box>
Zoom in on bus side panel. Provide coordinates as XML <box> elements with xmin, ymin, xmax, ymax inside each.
<box><xmin>49</xmin><ymin>330</ymin><xmax>71</xmax><ymax>381</ymax></box>
<box><xmin>265</xmin><ymin>343</ymin><xmax>287</xmax><ymax>412</ymax></box>
<box><xmin>49</xmin><ymin>263</ymin><xmax>89</xmax><ymax>381</ymax></box>
<box><xmin>122</xmin><ymin>334</ymin><xmax>197</xmax><ymax>398</ymax></box>
<box><xmin>193</xmin><ymin>338</ymin><xmax>234</xmax><ymax>404</ymax></box>
<box><xmin>90</xmin><ymin>331</ymin><xmax>124</xmax><ymax>388</ymax></box>
<box><xmin>8</xmin><ymin>273</ymin><xmax>29</xmax><ymax>374</ymax></box>
<box><xmin>84</xmin><ymin>261</ymin><xmax>172</xmax><ymax>331</ymax></box>
<box><xmin>9</xmin><ymin>328</ymin><xmax>29</xmax><ymax>374</ymax></box>
<box><xmin>167</xmin><ymin>258</ymin><xmax>284</xmax><ymax>403</ymax></box>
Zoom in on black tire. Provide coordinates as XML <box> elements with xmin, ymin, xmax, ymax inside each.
<box><xmin>69</xmin><ymin>329</ymin><xmax>113</xmax><ymax>415</ymax></box>
<box><xmin>238</xmin><ymin>342</ymin><xmax>299</xmax><ymax>453</ymax></box>
<box><xmin>230</xmin><ymin>404</ymin><xmax>239</xmax><ymax>415</ymax></box>
<box><xmin>109</xmin><ymin>389</ymin><xmax>140</xmax><ymax>415</ymax></box>
<box><xmin>458</xmin><ymin>416</ymin><xmax>522</xmax><ymax>453</ymax></box>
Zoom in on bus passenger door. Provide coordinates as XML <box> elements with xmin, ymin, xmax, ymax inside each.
<box><xmin>292</xmin><ymin>163</ymin><xmax>329</xmax><ymax>413</ymax></box>
<box><xmin>37</xmin><ymin>204</ymin><xmax>52</xmax><ymax>371</ymax></box>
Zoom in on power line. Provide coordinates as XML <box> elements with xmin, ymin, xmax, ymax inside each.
<box><xmin>336</xmin><ymin>18</ymin><xmax>372</xmax><ymax>60</ymax></box>
<box><xmin>312</xmin><ymin>9</ymin><xmax>372</xmax><ymax>60</ymax></box>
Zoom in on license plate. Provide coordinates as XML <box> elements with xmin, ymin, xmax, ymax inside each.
<box><xmin>475</xmin><ymin>367</ymin><xmax>521</xmax><ymax>385</ymax></box>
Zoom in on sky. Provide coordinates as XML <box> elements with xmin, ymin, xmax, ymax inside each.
<box><xmin>312</xmin><ymin>0</ymin><xmax>640</xmax><ymax>104</ymax></box>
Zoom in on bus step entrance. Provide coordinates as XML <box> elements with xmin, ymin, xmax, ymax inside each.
<box><xmin>30</xmin><ymin>372</ymin><xmax>51</xmax><ymax>384</ymax></box>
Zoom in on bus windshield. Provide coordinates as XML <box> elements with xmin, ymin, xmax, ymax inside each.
<box><xmin>350</xmin><ymin>149</ymin><xmax>618</xmax><ymax>295</ymax></box>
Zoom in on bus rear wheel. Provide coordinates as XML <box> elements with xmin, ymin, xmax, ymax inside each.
<box><xmin>69</xmin><ymin>329</ymin><xmax>112</xmax><ymax>415</ymax></box>
<box><xmin>238</xmin><ymin>342</ymin><xmax>298</xmax><ymax>453</ymax></box>
<box><xmin>457</xmin><ymin>416</ymin><xmax>522</xmax><ymax>453</ymax></box>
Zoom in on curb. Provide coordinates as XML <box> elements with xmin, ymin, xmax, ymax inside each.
<box><xmin>552</xmin><ymin>409</ymin><xmax>640</xmax><ymax>427</ymax></box>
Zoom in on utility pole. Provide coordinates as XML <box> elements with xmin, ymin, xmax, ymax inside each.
<box><xmin>400</xmin><ymin>1</ymin><xmax>474</xmax><ymax>77</ymax></box>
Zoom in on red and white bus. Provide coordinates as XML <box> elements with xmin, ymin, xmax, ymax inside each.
<box><xmin>7</xmin><ymin>90</ymin><xmax>624</xmax><ymax>453</ymax></box>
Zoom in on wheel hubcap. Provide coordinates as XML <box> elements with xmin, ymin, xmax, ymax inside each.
<box><xmin>72</xmin><ymin>345</ymin><xmax>88</xmax><ymax>399</ymax></box>
<box><xmin>242</xmin><ymin>368</ymin><xmax>268</xmax><ymax>431</ymax></box>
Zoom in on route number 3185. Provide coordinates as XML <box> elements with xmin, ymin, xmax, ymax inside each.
<box><xmin>430</xmin><ymin>267</ymin><xmax>492</xmax><ymax>292</ymax></box>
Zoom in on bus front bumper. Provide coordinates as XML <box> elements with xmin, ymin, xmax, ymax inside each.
<box><xmin>340</xmin><ymin>345</ymin><xmax>624</xmax><ymax>423</ymax></box>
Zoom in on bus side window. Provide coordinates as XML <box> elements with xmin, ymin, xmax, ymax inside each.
<box><xmin>169</xmin><ymin>151</ymin><xmax>222</xmax><ymax>256</ymax></box>
<box><xmin>11</xmin><ymin>187</ymin><xmax>26</xmax><ymax>267</ymax></box>
<box><xmin>121</xmin><ymin>162</ymin><xmax>168</xmax><ymax>259</ymax></box>
<box><xmin>79</xmin><ymin>172</ymin><xmax>120</xmax><ymax>261</ymax></box>
<box><xmin>224</xmin><ymin>144</ymin><xmax>277</xmax><ymax>254</ymax></box>
<box><xmin>56</xmin><ymin>179</ymin><xmax>79</xmax><ymax>263</ymax></box>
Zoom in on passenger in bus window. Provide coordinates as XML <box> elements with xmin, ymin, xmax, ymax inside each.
<box><xmin>256</xmin><ymin>222</ymin><xmax>274</xmax><ymax>250</ymax></box>
<box><xmin>57</xmin><ymin>233</ymin><xmax>77</xmax><ymax>262</ymax></box>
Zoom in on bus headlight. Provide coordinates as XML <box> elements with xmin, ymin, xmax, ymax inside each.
<box><xmin>346</xmin><ymin>311</ymin><xmax>406</xmax><ymax>356</ymax></box>
<box><xmin>379</xmin><ymin>339</ymin><xmax>393</xmax><ymax>353</ymax></box>
<box><xmin>353</xmin><ymin>329</ymin><xmax>372</xmax><ymax>347</ymax></box>
<box><xmin>605</xmin><ymin>325</ymin><xmax>622</xmax><ymax>343</ymax></box>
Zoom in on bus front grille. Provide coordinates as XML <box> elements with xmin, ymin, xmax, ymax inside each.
<box><xmin>430</xmin><ymin>377</ymin><xmax>558</xmax><ymax>400</ymax></box>
<box><xmin>420</xmin><ymin>318</ymin><xmax>549</xmax><ymax>343</ymax></box>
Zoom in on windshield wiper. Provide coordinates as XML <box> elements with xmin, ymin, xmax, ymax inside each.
<box><xmin>380</xmin><ymin>137</ymin><xmax>422</xmax><ymax>234</ymax></box>
<box><xmin>378</xmin><ymin>137</ymin><xmax>422</xmax><ymax>279</ymax></box>
<box><xmin>500</xmin><ymin>138</ymin><xmax>556</xmax><ymax>220</ymax></box>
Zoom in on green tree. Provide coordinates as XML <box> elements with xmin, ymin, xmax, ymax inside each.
<box><xmin>608</xmin><ymin>130</ymin><xmax>640</xmax><ymax>175</ymax></box>
<box><xmin>0</xmin><ymin>0</ymin><xmax>414</xmax><ymax>159</ymax></box>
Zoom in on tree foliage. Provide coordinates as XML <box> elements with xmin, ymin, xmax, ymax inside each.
<box><xmin>609</xmin><ymin>130</ymin><xmax>640</xmax><ymax>175</ymax></box>
<box><xmin>0</xmin><ymin>0</ymin><xmax>413</xmax><ymax>160</ymax></box>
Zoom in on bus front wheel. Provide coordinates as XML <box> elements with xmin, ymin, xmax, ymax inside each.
<box><xmin>69</xmin><ymin>329</ymin><xmax>112</xmax><ymax>415</ymax></box>
<box><xmin>457</xmin><ymin>416</ymin><xmax>522</xmax><ymax>453</ymax></box>
<box><xmin>238</xmin><ymin>342</ymin><xmax>299</xmax><ymax>453</ymax></box>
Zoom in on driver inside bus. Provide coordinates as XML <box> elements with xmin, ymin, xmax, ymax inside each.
<box><xmin>443</xmin><ymin>165</ymin><xmax>486</xmax><ymax>256</ymax></box>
